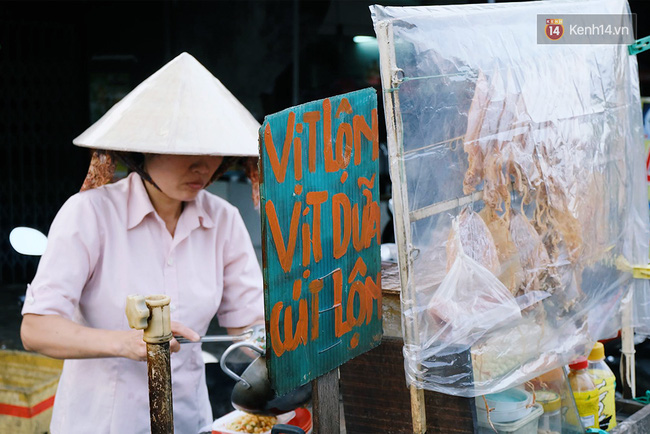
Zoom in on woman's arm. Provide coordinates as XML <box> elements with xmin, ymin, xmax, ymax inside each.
<box><xmin>21</xmin><ymin>314</ymin><xmax>199</xmax><ymax>361</ymax></box>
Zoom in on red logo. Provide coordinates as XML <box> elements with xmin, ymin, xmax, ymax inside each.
<box><xmin>545</xmin><ymin>18</ymin><xmax>564</xmax><ymax>41</ymax></box>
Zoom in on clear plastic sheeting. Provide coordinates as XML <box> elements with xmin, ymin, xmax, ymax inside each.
<box><xmin>371</xmin><ymin>0</ymin><xmax>650</xmax><ymax>397</ymax></box>
<box><xmin>634</xmin><ymin>279</ymin><xmax>650</xmax><ymax>336</ymax></box>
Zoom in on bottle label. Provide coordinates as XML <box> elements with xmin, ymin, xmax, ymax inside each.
<box><xmin>591</xmin><ymin>369</ymin><xmax>617</xmax><ymax>430</ymax></box>
<box><xmin>572</xmin><ymin>389</ymin><xmax>599</xmax><ymax>429</ymax></box>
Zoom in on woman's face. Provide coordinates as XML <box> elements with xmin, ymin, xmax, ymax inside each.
<box><xmin>143</xmin><ymin>154</ymin><xmax>223</xmax><ymax>202</ymax></box>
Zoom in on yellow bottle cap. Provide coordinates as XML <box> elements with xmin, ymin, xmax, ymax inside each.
<box><xmin>588</xmin><ymin>342</ymin><xmax>605</xmax><ymax>361</ymax></box>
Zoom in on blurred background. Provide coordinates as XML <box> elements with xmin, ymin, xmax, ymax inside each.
<box><xmin>0</xmin><ymin>0</ymin><xmax>649</xmax><ymax>415</ymax></box>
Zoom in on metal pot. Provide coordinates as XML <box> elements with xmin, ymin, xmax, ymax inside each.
<box><xmin>220</xmin><ymin>341</ymin><xmax>311</xmax><ymax>415</ymax></box>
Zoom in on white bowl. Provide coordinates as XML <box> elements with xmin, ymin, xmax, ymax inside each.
<box><xmin>209</xmin><ymin>410</ymin><xmax>295</xmax><ymax>434</ymax></box>
<box><xmin>478</xmin><ymin>388</ymin><xmax>532</xmax><ymax>412</ymax></box>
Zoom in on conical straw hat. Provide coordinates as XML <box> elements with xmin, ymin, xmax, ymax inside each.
<box><xmin>73</xmin><ymin>52</ymin><xmax>259</xmax><ymax>157</ymax></box>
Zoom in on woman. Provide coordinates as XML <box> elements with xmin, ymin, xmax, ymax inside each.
<box><xmin>20</xmin><ymin>53</ymin><xmax>264</xmax><ymax>433</ymax></box>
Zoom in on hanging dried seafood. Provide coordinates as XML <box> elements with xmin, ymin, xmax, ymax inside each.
<box><xmin>454</xmin><ymin>65</ymin><xmax>600</xmax><ymax>309</ymax></box>
<box><xmin>372</xmin><ymin>0</ymin><xmax>648</xmax><ymax>398</ymax></box>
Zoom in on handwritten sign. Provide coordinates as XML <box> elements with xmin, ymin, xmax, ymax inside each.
<box><xmin>260</xmin><ymin>88</ymin><xmax>382</xmax><ymax>394</ymax></box>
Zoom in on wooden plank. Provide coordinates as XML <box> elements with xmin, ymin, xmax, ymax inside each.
<box><xmin>409</xmin><ymin>189</ymin><xmax>484</xmax><ymax>222</ymax></box>
<box><xmin>312</xmin><ymin>369</ymin><xmax>340</xmax><ymax>434</ymax></box>
<box><xmin>259</xmin><ymin>88</ymin><xmax>382</xmax><ymax>395</ymax></box>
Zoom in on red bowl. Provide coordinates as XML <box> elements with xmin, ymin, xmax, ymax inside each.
<box><xmin>287</xmin><ymin>408</ymin><xmax>312</xmax><ymax>433</ymax></box>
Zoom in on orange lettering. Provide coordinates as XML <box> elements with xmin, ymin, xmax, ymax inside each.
<box><xmin>302</xmin><ymin>111</ymin><xmax>321</xmax><ymax>173</ymax></box>
<box><xmin>309</xmin><ymin>279</ymin><xmax>323</xmax><ymax>341</ymax></box>
<box><xmin>292</xmin><ymin>279</ymin><xmax>301</xmax><ymax>300</ymax></box>
<box><xmin>335</xmin><ymin>98</ymin><xmax>353</xmax><ymax>118</ymax></box>
<box><xmin>293</xmin><ymin>136</ymin><xmax>302</xmax><ymax>181</ymax></box>
<box><xmin>366</xmin><ymin>200</ymin><xmax>381</xmax><ymax>247</ymax></box>
<box><xmin>270</xmin><ymin>301</ymin><xmax>309</xmax><ymax>355</ymax></box>
<box><xmin>285</xmin><ymin>300</ymin><xmax>308</xmax><ymax>351</ymax></box>
<box><xmin>356</xmin><ymin>175</ymin><xmax>380</xmax><ymax>248</ymax></box>
<box><xmin>353</xmin><ymin>108</ymin><xmax>379</xmax><ymax>164</ymax></box>
<box><xmin>264</xmin><ymin>112</ymin><xmax>296</xmax><ymax>183</ymax></box>
<box><xmin>301</xmin><ymin>222</ymin><xmax>311</xmax><ymax>267</ymax></box>
<box><xmin>348</xmin><ymin>256</ymin><xmax>368</xmax><ymax>283</ymax></box>
<box><xmin>357</xmin><ymin>173</ymin><xmax>375</xmax><ymax>189</ymax></box>
<box><xmin>323</xmin><ymin>99</ymin><xmax>339</xmax><ymax>173</ymax></box>
<box><xmin>350</xmin><ymin>332</ymin><xmax>359</xmax><ymax>349</ymax></box>
<box><xmin>270</xmin><ymin>302</ymin><xmax>286</xmax><ymax>357</ymax></box>
<box><xmin>366</xmin><ymin>272</ymin><xmax>382</xmax><ymax>323</ymax></box>
<box><xmin>348</xmin><ymin>257</ymin><xmax>368</xmax><ymax>327</ymax></box>
<box><xmin>332</xmin><ymin>193</ymin><xmax>351</xmax><ymax>259</ymax></box>
<box><xmin>351</xmin><ymin>203</ymin><xmax>363</xmax><ymax>252</ymax></box>
<box><xmin>333</xmin><ymin>269</ymin><xmax>351</xmax><ymax>337</ymax></box>
<box><xmin>347</xmin><ymin>281</ymin><xmax>366</xmax><ymax>327</ymax></box>
<box><xmin>265</xmin><ymin>200</ymin><xmax>301</xmax><ymax>273</ymax></box>
<box><xmin>306</xmin><ymin>191</ymin><xmax>328</xmax><ymax>263</ymax></box>
<box><xmin>336</xmin><ymin>122</ymin><xmax>353</xmax><ymax>169</ymax></box>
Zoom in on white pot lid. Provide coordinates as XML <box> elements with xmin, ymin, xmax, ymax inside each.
<box><xmin>73</xmin><ymin>52</ymin><xmax>260</xmax><ymax>157</ymax></box>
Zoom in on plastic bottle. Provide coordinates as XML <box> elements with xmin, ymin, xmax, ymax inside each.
<box><xmin>588</xmin><ymin>342</ymin><xmax>617</xmax><ymax>430</ymax></box>
<box><xmin>568</xmin><ymin>357</ymin><xmax>599</xmax><ymax>429</ymax></box>
<box><xmin>537</xmin><ymin>389</ymin><xmax>562</xmax><ymax>434</ymax></box>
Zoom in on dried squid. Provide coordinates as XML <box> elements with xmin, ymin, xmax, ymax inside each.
<box><xmin>463</xmin><ymin>69</ymin><xmax>492</xmax><ymax>195</ymax></box>
<box><xmin>509</xmin><ymin>210</ymin><xmax>560</xmax><ymax>296</ymax></box>
<box><xmin>479</xmin><ymin>207</ymin><xmax>524</xmax><ymax>295</ymax></box>
<box><xmin>446</xmin><ymin>208</ymin><xmax>500</xmax><ymax>275</ymax></box>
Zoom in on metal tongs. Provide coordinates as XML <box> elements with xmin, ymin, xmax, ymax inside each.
<box><xmin>175</xmin><ymin>324</ymin><xmax>265</xmax><ymax>344</ymax></box>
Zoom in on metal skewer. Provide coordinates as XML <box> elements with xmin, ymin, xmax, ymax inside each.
<box><xmin>175</xmin><ymin>324</ymin><xmax>265</xmax><ymax>344</ymax></box>
<box><xmin>175</xmin><ymin>333</ymin><xmax>250</xmax><ymax>344</ymax></box>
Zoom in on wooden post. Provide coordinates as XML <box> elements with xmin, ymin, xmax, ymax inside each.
<box><xmin>147</xmin><ymin>341</ymin><xmax>174</xmax><ymax>434</ymax></box>
<box><xmin>312</xmin><ymin>368</ymin><xmax>341</xmax><ymax>434</ymax></box>
<box><xmin>376</xmin><ymin>20</ymin><xmax>427</xmax><ymax>434</ymax></box>
<box><xmin>126</xmin><ymin>294</ymin><xmax>174</xmax><ymax>433</ymax></box>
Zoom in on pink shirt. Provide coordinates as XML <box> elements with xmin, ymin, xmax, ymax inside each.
<box><xmin>22</xmin><ymin>172</ymin><xmax>264</xmax><ymax>434</ymax></box>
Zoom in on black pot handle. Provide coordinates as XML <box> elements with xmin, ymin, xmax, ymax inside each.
<box><xmin>271</xmin><ymin>424</ymin><xmax>305</xmax><ymax>434</ymax></box>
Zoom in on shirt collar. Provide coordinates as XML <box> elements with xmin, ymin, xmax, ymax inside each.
<box><xmin>126</xmin><ymin>173</ymin><xmax>214</xmax><ymax>230</ymax></box>
<box><xmin>181</xmin><ymin>192</ymin><xmax>214</xmax><ymax>230</ymax></box>
<box><xmin>127</xmin><ymin>173</ymin><xmax>155</xmax><ymax>230</ymax></box>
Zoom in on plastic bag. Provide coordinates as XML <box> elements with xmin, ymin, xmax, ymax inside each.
<box><xmin>372</xmin><ymin>0</ymin><xmax>650</xmax><ymax>396</ymax></box>
<box><xmin>427</xmin><ymin>209</ymin><xmax>521</xmax><ymax>345</ymax></box>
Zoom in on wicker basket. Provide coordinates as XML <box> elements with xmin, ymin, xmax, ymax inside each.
<box><xmin>0</xmin><ymin>350</ymin><xmax>63</xmax><ymax>434</ymax></box>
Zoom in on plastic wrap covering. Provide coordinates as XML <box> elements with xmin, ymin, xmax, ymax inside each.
<box><xmin>371</xmin><ymin>0</ymin><xmax>650</xmax><ymax>397</ymax></box>
<box><xmin>634</xmin><ymin>279</ymin><xmax>650</xmax><ymax>336</ymax></box>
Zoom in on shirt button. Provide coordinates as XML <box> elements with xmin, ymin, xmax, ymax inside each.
<box><xmin>167</xmin><ymin>257</ymin><xmax>174</xmax><ymax>266</ymax></box>
<box><xmin>26</xmin><ymin>296</ymin><xmax>35</xmax><ymax>305</ymax></box>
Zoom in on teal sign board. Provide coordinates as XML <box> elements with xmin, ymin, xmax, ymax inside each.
<box><xmin>260</xmin><ymin>88</ymin><xmax>383</xmax><ymax>394</ymax></box>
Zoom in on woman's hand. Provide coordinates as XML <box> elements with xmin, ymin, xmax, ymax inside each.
<box><xmin>169</xmin><ymin>321</ymin><xmax>200</xmax><ymax>353</ymax></box>
<box><xmin>118</xmin><ymin>321</ymin><xmax>199</xmax><ymax>360</ymax></box>
<box><xmin>116</xmin><ymin>329</ymin><xmax>147</xmax><ymax>361</ymax></box>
